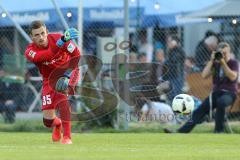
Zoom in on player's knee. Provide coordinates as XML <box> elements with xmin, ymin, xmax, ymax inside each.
<box><xmin>43</xmin><ymin>118</ymin><xmax>54</xmax><ymax>128</ymax></box>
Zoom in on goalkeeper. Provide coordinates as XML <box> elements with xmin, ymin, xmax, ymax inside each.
<box><xmin>25</xmin><ymin>20</ymin><xmax>81</xmax><ymax>144</ymax></box>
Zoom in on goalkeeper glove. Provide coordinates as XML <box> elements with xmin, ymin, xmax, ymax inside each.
<box><xmin>55</xmin><ymin>77</ymin><xmax>69</xmax><ymax>92</ymax></box>
<box><xmin>55</xmin><ymin>69</ymin><xmax>72</xmax><ymax>92</ymax></box>
<box><xmin>56</xmin><ymin>28</ymin><xmax>80</xmax><ymax>47</ymax></box>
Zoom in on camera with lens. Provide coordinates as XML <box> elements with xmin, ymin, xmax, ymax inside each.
<box><xmin>214</xmin><ymin>51</ymin><xmax>223</xmax><ymax>60</ymax></box>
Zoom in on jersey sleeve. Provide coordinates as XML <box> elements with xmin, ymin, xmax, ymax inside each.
<box><xmin>25</xmin><ymin>46</ymin><xmax>56</xmax><ymax>63</ymax></box>
<box><xmin>62</xmin><ymin>40</ymin><xmax>81</xmax><ymax>58</ymax></box>
<box><xmin>50</xmin><ymin>33</ymin><xmax>80</xmax><ymax>58</ymax></box>
<box><xmin>62</xmin><ymin>41</ymin><xmax>81</xmax><ymax>69</ymax></box>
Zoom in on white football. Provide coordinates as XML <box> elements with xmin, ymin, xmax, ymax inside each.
<box><xmin>172</xmin><ymin>94</ymin><xmax>194</xmax><ymax>114</ymax></box>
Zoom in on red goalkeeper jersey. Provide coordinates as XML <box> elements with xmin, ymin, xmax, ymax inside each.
<box><xmin>25</xmin><ymin>33</ymin><xmax>80</xmax><ymax>81</ymax></box>
<box><xmin>25</xmin><ymin>33</ymin><xmax>80</xmax><ymax>110</ymax></box>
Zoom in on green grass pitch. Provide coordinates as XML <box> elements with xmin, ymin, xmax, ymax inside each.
<box><xmin>0</xmin><ymin>132</ymin><xmax>239</xmax><ymax>160</ymax></box>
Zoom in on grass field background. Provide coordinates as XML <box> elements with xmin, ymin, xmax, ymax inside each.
<box><xmin>1</xmin><ymin>118</ymin><xmax>240</xmax><ymax>160</ymax></box>
<box><xmin>0</xmin><ymin>132</ymin><xmax>240</xmax><ymax>160</ymax></box>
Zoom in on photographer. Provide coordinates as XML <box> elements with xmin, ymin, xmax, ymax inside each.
<box><xmin>165</xmin><ymin>42</ymin><xmax>239</xmax><ymax>133</ymax></box>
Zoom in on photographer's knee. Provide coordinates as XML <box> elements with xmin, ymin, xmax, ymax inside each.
<box><xmin>216</xmin><ymin>98</ymin><xmax>231</xmax><ymax>109</ymax></box>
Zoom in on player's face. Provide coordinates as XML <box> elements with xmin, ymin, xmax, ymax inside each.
<box><xmin>31</xmin><ymin>26</ymin><xmax>48</xmax><ymax>48</ymax></box>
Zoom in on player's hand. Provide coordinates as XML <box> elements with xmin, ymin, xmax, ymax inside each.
<box><xmin>55</xmin><ymin>77</ymin><xmax>70</xmax><ymax>92</ymax></box>
<box><xmin>56</xmin><ymin>28</ymin><xmax>80</xmax><ymax>47</ymax></box>
<box><xmin>64</xmin><ymin>28</ymin><xmax>80</xmax><ymax>41</ymax></box>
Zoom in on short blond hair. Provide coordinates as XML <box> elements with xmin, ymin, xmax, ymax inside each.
<box><xmin>29</xmin><ymin>20</ymin><xmax>46</xmax><ymax>34</ymax></box>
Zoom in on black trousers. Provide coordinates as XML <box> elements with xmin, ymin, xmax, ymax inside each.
<box><xmin>178</xmin><ymin>90</ymin><xmax>236</xmax><ymax>133</ymax></box>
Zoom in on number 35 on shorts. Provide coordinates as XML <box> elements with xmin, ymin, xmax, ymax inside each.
<box><xmin>42</xmin><ymin>95</ymin><xmax>52</xmax><ymax>105</ymax></box>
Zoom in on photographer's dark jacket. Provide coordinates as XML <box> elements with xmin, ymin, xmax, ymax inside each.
<box><xmin>212</xmin><ymin>59</ymin><xmax>239</xmax><ymax>94</ymax></box>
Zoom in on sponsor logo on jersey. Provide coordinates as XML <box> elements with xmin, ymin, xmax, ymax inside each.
<box><xmin>43</xmin><ymin>56</ymin><xmax>63</xmax><ymax>65</ymax></box>
<box><xmin>67</xmin><ymin>43</ymin><xmax>75</xmax><ymax>53</ymax></box>
<box><xmin>28</xmin><ymin>50</ymin><xmax>36</xmax><ymax>58</ymax></box>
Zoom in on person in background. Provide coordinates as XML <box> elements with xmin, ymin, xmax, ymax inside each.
<box><xmin>195</xmin><ymin>31</ymin><xmax>219</xmax><ymax>70</ymax></box>
<box><xmin>129</xmin><ymin>33</ymin><xmax>138</xmax><ymax>54</ymax></box>
<box><xmin>138</xmin><ymin>30</ymin><xmax>154</xmax><ymax>62</ymax></box>
<box><xmin>154</xmin><ymin>49</ymin><xmax>165</xmax><ymax>79</ymax></box>
<box><xmin>163</xmin><ymin>35</ymin><xmax>186</xmax><ymax>102</ymax></box>
<box><xmin>140</xmin><ymin>99</ymin><xmax>175</xmax><ymax>124</ymax></box>
<box><xmin>129</xmin><ymin>52</ymin><xmax>137</xmax><ymax>63</ymax></box>
<box><xmin>0</xmin><ymin>80</ymin><xmax>17</xmax><ymax>123</ymax></box>
<box><xmin>138</xmin><ymin>53</ymin><xmax>148</xmax><ymax>63</ymax></box>
<box><xmin>184</xmin><ymin>57</ymin><xmax>200</xmax><ymax>74</ymax></box>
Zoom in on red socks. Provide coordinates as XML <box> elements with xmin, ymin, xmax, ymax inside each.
<box><xmin>58</xmin><ymin>101</ymin><xmax>71</xmax><ymax>138</ymax></box>
<box><xmin>43</xmin><ymin>100</ymin><xmax>71</xmax><ymax>139</ymax></box>
<box><xmin>62</xmin><ymin>121</ymin><xmax>71</xmax><ymax>138</ymax></box>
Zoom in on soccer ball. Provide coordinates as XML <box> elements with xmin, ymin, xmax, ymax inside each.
<box><xmin>172</xmin><ymin>94</ymin><xmax>194</xmax><ymax>114</ymax></box>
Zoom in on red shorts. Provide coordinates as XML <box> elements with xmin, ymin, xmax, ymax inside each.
<box><xmin>41</xmin><ymin>67</ymin><xmax>80</xmax><ymax>110</ymax></box>
<box><xmin>41</xmin><ymin>86</ymin><xmax>70</xmax><ymax>111</ymax></box>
